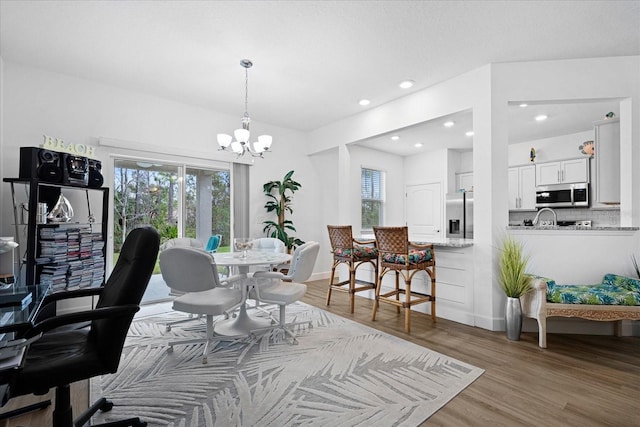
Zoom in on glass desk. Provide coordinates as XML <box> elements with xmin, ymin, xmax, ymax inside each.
<box><xmin>0</xmin><ymin>284</ymin><xmax>50</xmax><ymax>412</ymax></box>
<box><xmin>0</xmin><ymin>285</ymin><xmax>50</xmax><ymax>336</ymax></box>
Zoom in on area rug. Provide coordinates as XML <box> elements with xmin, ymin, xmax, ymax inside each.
<box><xmin>91</xmin><ymin>302</ymin><xmax>483</xmax><ymax>426</ymax></box>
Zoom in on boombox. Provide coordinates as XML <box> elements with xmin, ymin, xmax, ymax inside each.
<box><xmin>19</xmin><ymin>147</ymin><xmax>63</xmax><ymax>183</ymax></box>
<box><xmin>63</xmin><ymin>154</ymin><xmax>89</xmax><ymax>187</ymax></box>
<box><xmin>87</xmin><ymin>159</ymin><xmax>104</xmax><ymax>188</ymax></box>
<box><xmin>19</xmin><ymin>147</ymin><xmax>103</xmax><ymax>188</ymax></box>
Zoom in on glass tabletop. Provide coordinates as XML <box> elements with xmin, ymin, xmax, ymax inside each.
<box><xmin>0</xmin><ymin>284</ymin><xmax>50</xmax><ymax>334</ymax></box>
<box><xmin>213</xmin><ymin>251</ymin><xmax>291</xmax><ymax>266</ymax></box>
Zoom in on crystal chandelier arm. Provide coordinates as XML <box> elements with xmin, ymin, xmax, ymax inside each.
<box><xmin>216</xmin><ymin>59</ymin><xmax>271</xmax><ymax>157</ymax></box>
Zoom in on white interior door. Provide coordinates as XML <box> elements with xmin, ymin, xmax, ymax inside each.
<box><xmin>405</xmin><ymin>182</ymin><xmax>442</xmax><ymax>240</ymax></box>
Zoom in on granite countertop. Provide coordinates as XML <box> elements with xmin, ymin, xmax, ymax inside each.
<box><xmin>507</xmin><ymin>225</ymin><xmax>639</xmax><ymax>231</ymax></box>
<box><xmin>360</xmin><ymin>235</ymin><xmax>474</xmax><ymax>248</ymax></box>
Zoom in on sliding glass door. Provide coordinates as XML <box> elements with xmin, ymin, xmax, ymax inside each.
<box><xmin>184</xmin><ymin>168</ymin><xmax>231</xmax><ymax>251</ymax></box>
<box><xmin>113</xmin><ymin>158</ymin><xmax>230</xmax><ymax>303</ymax></box>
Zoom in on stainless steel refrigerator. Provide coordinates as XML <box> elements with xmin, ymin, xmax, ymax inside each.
<box><xmin>445</xmin><ymin>192</ymin><xmax>474</xmax><ymax>239</ymax></box>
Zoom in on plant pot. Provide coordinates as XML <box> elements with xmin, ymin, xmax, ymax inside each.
<box><xmin>505</xmin><ymin>297</ymin><xmax>523</xmax><ymax>341</ymax></box>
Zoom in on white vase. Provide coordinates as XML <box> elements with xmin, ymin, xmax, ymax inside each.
<box><xmin>505</xmin><ymin>297</ymin><xmax>523</xmax><ymax>341</ymax></box>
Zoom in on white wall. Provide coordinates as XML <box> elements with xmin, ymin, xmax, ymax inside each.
<box><xmin>306</xmin><ymin>56</ymin><xmax>639</xmax><ymax>332</ymax></box>
<box><xmin>2</xmin><ymin>55</ymin><xmax>638</xmax><ymax>334</ymax></box>
<box><xmin>0</xmin><ymin>62</ymin><xmax>320</xmax><ymax>273</ymax></box>
<box><xmin>508</xmin><ymin>130</ymin><xmax>593</xmax><ymax>166</ymax></box>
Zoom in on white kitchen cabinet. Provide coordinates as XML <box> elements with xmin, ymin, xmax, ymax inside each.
<box><xmin>535</xmin><ymin>158</ymin><xmax>589</xmax><ymax>186</ymax></box>
<box><xmin>456</xmin><ymin>172</ymin><xmax>473</xmax><ymax>192</ymax></box>
<box><xmin>594</xmin><ymin>118</ymin><xmax>620</xmax><ymax>204</ymax></box>
<box><xmin>508</xmin><ymin>165</ymin><xmax>536</xmax><ymax>210</ymax></box>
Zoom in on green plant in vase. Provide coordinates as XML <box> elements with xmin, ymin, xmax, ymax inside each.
<box><xmin>497</xmin><ymin>235</ymin><xmax>533</xmax><ymax>340</ymax></box>
<box><xmin>262</xmin><ymin>170</ymin><xmax>305</xmax><ymax>252</ymax></box>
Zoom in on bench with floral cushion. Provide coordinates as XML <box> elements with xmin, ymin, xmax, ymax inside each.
<box><xmin>520</xmin><ymin>273</ymin><xmax>640</xmax><ymax>348</ymax></box>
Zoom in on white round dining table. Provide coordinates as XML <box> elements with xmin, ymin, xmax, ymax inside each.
<box><xmin>212</xmin><ymin>251</ymin><xmax>292</xmax><ymax>336</ymax></box>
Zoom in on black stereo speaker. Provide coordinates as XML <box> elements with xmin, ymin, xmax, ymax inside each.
<box><xmin>19</xmin><ymin>147</ymin><xmax>63</xmax><ymax>183</ymax></box>
<box><xmin>62</xmin><ymin>154</ymin><xmax>89</xmax><ymax>187</ymax></box>
<box><xmin>88</xmin><ymin>159</ymin><xmax>104</xmax><ymax>188</ymax></box>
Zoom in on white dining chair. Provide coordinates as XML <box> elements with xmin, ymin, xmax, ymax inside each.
<box><xmin>251</xmin><ymin>237</ymin><xmax>286</xmax><ymax>254</ymax></box>
<box><xmin>249</xmin><ymin>241</ymin><xmax>320</xmax><ymax>343</ymax></box>
<box><xmin>159</xmin><ymin>246</ymin><xmax>245</xmax><ymax>363</ymax></box>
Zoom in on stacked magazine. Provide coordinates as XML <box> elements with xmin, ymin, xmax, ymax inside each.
<box><xmin>38</xmin><ymin>226</ymin><xmax>105</xmax><ymax>291</ymax></box>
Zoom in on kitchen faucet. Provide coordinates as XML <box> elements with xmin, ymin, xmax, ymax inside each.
<box><xmin>532</xmin><ymin>207</ymin><xmax>557</xmax><ymax>226</ymax></box>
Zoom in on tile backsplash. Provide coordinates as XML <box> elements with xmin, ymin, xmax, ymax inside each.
<box><xmin>509</xmin><ymin>208</ymin><xmax>620</xmax><ymax>227</ymax></box>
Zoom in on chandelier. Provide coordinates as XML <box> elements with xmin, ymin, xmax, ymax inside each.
<box><xmin>217</xmin><ymin>59</ymin><xmax>272</xmax><ymax>157</ymax></box>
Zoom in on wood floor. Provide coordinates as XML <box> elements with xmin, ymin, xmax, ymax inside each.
<box><xmin>3</xmin><ymin>279</ymin><xmax>639</xmax><ymax>426</ymax></box>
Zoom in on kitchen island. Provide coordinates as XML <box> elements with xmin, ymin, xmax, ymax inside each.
<box><xmin>358</xmin><ymin>234</ymin><xmax>475</xmax><ymax>326</ymax></box>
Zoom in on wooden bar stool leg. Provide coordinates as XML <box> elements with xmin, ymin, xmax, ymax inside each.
<box><xmin>372</xmin><ymin>270</ymin><xmax>382</xmax><ymax>321</ymax></box>
<box><xmin>349</xmin><ymin>265</ymin><xmax>356</xmax><ymax>313</ymax></box>
<box><xmin>395</xmin><ymin>272</ymin><xmax>401</xmax><ymax>314</ymax></box>
<box><xmin>405</xmin><ymin>280</ymin><xmax>412</xmax><ymax>333</ymax></box>
<box><xmin>431</xmin><ymin>276</ymin><xmax>437</xmax><ymax>322</ymax></box>
<box><xmin>326</xmin><ymin>263</ymin><xmax>337</xmax><ymax>306</ymax></box>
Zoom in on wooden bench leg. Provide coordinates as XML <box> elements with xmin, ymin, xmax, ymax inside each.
<box><xmin>538</xmin><ymin>316</ymin><xmax>547</xmax><ymax>348</ymax></box>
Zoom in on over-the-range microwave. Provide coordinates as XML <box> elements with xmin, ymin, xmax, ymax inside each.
<box><xmin>535</xmin><ymin>182</ymin><xmax>589</xmax><ymax>208</ymax></box>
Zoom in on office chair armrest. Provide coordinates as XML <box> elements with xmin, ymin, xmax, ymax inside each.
<box><xmin>40</xmin><ymin>287</ymin><xmax>104</xmax><ymax>307</ymax></box>
<box><xmin>33</xmin><ymin>287</ymin><xmax>105</xmax><ymax>325</ymax></box>
<box><xmin>25</xmin><ymin>305</ymin><xmax>139</xmax><ymax>338</ymax></box>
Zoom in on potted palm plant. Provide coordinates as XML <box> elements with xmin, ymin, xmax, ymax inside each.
<box><xmin>262</xmin><ymin>170</ymin><xmax>305</xmax><ymax>252</ymax></box>
<box><xmin>498</xmin><ymin>235</ymin><xmax>533</xmax><ymax>341</ymax></box>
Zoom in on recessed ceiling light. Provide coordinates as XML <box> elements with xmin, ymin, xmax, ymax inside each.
<box><xmin>414</xmin><ymin>143</ymin><xmax>423</xmax><ymax>148</ymax></box>
<box><xmin>465</xmin><ymin>131</ymin><xmax>474</xmax><ymax>137</ymax></box>
<box><xmin>399</xmin><ymin>80</ymin><xmax>415</xmax><ymax>89</ymax></box>
<box><xmin>443</xmin><ymin>121</ymin><xmax>455</xmax><ymax>127</ymax></box>
<box><xmin>519</xmin><ymin>103</ymin><xmax>528</xmax><ymax>108</ymax></box>
<box><xmin>535</xmin><ymin>114</ymin><xmax>548</xmax><ymax>121</ymax></box>
<box><xmin>391</xmin><ymin>135</ymin><xmax>400</xmax><ymax>141</ymax></box>
<box><xmin>359</xmin><ymin>99</ymin><xmax>371</xmax><ymax>106</ymax></box>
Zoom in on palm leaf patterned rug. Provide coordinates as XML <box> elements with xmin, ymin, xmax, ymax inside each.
<box><xmin>91</xmin><ymin>302</ymin><xmax>483</xmax><ymax>426</ymax></box>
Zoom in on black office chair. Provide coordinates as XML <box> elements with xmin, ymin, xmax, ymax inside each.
<box><xmin>10</xmin><ymin>225</ymin><xmax>160</xmax><ymax>427</ymax></box>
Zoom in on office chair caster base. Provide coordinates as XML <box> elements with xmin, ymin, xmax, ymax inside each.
<box><xmin>166</xmin><ymin>346</ymin><xmax>174</xmax><ymax>353</ymax></box>
<box><xmin>165</xmin><ymin>325</ymin><xmax>172</xmax><ymax>332</ymax></box>
<box><xmin>99</xmin><ymin>399</ymin><xmax>114</xmax><ymax>412</ymax></box>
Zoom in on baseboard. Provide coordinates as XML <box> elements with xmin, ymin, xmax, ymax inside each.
<box><xmin>308</xmin><ymin>271</ymin><xmax>331</xmax><ymax>282</ymax></box>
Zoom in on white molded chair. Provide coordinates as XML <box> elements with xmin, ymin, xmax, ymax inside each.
<box><xmin>159</xmin><ymin>246</ymin><xmax>244</xmax><ymax>363</ymax></box>
<box><xmin>250</xmin><ymin>241</ymin><xmax>320</xmax><ymax>343</ymax></box>
<box><xmin>252</xmin><ymin>237</ymin><xmax>286</xmax><ymax>254</ymax></box>
<box><xmin>160</xmin><ymin>237</ymin><xmax>204</xmax><ymax>251</ymax></box>
<box><xmin>160</xmin><ymin>237</ymin><xmax>208</xmax><ymax>331</ymax></box>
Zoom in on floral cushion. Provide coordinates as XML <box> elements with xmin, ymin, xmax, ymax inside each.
<box><xmin>334</xmin><ymin>245</ymin><xmax>378</xmax><ymax>259</ymax></box>
<box><xmin>545</xmin><ymin>274</ymin><xmax>640</xmax><ymax>306</ymax></box>
<box><xmin>382</xmin><ymin>249</ymin><xmax>432</xmax><ymax>265</ymax></box>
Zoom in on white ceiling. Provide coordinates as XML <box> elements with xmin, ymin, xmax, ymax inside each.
<box><xmin>1</xmin><ymin>1</ymin><xmax>638</xmax><ymax>151</ymax></box>
<box><xmin>356</xmin><ymin>99</ymin><xmax>622</xmax><ymax>156</ymax></box>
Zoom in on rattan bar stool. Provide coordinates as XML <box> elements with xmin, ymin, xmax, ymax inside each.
<box><xmin>372</xmin><ymin>226</ymin><xmax>436</xmax><ymax>333</ymax></box>
<box><xmin>326</xmin><ymin>225</ymin><xmax>378</xmax><ymax>313</ymax></box>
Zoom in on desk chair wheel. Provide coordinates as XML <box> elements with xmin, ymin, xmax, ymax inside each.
<box><xmin>165</xmin><ymin>325</ymin><xmax>172</xmax><ymax>332</ymax></box>
<box><xmin>99</xmin><ymin>399</ymin><xmax>114</xmax><ymax>412</ymax></box>
<box><xmin>202</xmin><ymin>356</ymin><xmax>208</xmax><ymax>364</ymax></box>
<box><xmin>167</xmin><ymin>345</ymin><xmax>174</xmax><ymax>353</ymax></box>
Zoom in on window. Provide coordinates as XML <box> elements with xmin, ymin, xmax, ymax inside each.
<box><xmin>361</xmin><ymin>168</ymin><xmax>385</xmax><ymax>229</ymax></box>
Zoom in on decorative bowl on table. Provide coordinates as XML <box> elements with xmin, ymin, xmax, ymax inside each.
<box><xmin>233</xmin><ymin>238</ymin><xmax>254</xmax><ymax>258</ymax></box>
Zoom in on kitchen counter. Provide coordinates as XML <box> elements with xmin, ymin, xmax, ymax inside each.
<box><xmin>360</xmin><ymin>235</ymin><xmax>474</xmax><ymax>248</ymax></box>
<box><xmin>507</xmin><ymin>225</ymin><xmax>638</xmax><ymax>231</ymax></box>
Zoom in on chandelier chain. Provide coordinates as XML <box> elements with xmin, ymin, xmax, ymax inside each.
<box><xmin>244</xmin><ymin>66</ymin><xmax>249</xmax><ymax>117</ymax></box>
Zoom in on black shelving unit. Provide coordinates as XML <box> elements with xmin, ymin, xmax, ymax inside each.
<box><xmin>3</xmin><ymin>178</ymin><xmax>108</xmax><ymax>288</ymax></box>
